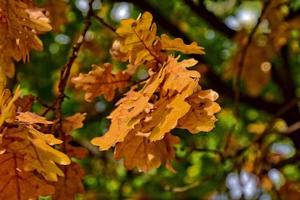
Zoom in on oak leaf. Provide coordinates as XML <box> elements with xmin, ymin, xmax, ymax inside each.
<box><xmin>0</xmin><ymin>0</ymin><xmax>52</xmax><ymax>78</ymax></box>
<box><xmin>178</xmin><ymin>89</ymin><xmax>221</xmax><ymax>133</ymax></box>
<box><xmin>0</xmin><ymin>86</ymin><xmax>20</xmax><ymax>127</ymax></box>
<box><xmin>115</xmin><ymin>132</ymin><xmax>179</xmax><ymax>172</ymax></box>
<box><xmin>160</xmin><ymin>34</ymin><xmax>205</xmax><ymax>55</ymax></box>
<box><xmin>17</xmin><ymin>111</ymin><xmax>53</xmax><ymax>125</ymax></box>
<box><xmin>116</xmin><ymin>11</ymin><xmax>162</xmax><ymax>65</ymax></box>
<box><xmin>5</xmin><ymin>127</ymin><xmax>71</xmax><ymax>182</ymax></box>
<box><xmin>91</xmin><ymin>12</ymin><xmax>220</xmax><ymax>172</ymax></box>
<box><xmin>91</xmin><ymin>90</ymin><xmax>150</xmax><ymax>150</ymax></box>
<box><xmin>0</xmin><ymin>151</ymin><xmax>55</xmax><ymax>200</ymax></box>
<box><xmin>62</xmin><ymin>113</ymin><xmax>86</xmax><ymax>134</ymax></box>
<box><xmin>92</xmin><ymin>56</ymin><xmax>205</xmax><ymax>149</ymax></box>
<box><xmin>72</xmin><ymin>63</ymin><xmax>130</xmax><ymax>102</ymax></box>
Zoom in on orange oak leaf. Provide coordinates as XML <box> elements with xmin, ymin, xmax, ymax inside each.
<box><xmin>91</xmin><ymin>56</ymin><xmax>219</xmax><ymax>150</ymax></box>
<box><xmin>62</xmin><ymin>113</ymin><xmax>86</xmax><ymax>134</ymax></box>
<box><xmin>160</xmin><ymin>34</ymin><xmax>205</xmax><ymax>55</ymax></box>
<box><xmin>91</xmin><ymin>12</ymin><xmax>220</xmax><ymax>172</ymax></box>
<box><xmin>116</xmin><ymin>11</ymin><xmax>160</xmax><ymax>66</ymax></box>
<box><xmin>16</xmin><ymin>111</ymin><xmax>53</xmax><ymax>125</ymax></box>
<box><xmin>178</xmin><ymin>89</ymin><xmax>221</xmax><ymax>133</ymax></box>
<box><xmin>3</xmin><ymin>127</ymin><xmax>71</xmax><ymax>182</ymax></box>
<box><xmin>72</xmin><ymin>63</ymin><xmax>130</xmax><ymax>102</ymax></box>
<box><xmin>0</xmin><ymin>152</ymin><xmax>55</xmax><ymax>200</ymax></box>
<box><xmin>0</xmin><ymin>86</ymin><xmax>20</xmax><ymax>127</ymax></box>
<box><xmin>0</xmin><ymin>0</ymin><xmax>52</xmax><ymax>78</ymax></box>
<box><xmin>114</xmin><ymin>132</ymin><xmax>180</xmax><ymax>172</ymax></box>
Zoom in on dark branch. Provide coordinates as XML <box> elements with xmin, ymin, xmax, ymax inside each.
<box><xmin>91</xmin><ymin>12</ymin><xmax>117</xmax><ymax>33</ymax></box>
<box><xmin>233</xmin><ymin>0</ymin><xmax>271</xmax><ymax>116</ymax></box>
<box><xmin>183</xmin><ymin>0</ymin><xmax>236</xmax><ymax>38</ymax></box>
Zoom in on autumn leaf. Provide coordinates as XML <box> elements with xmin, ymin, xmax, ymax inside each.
<box><xmin>91</xmin><ymin>90</ymin><xmax>150</xmax><ymax>150</ymax></box>
<box><xmin>72</xmin><ymin>63</ymin><xmax>130</xmax><ymax>102</ymax></box>
<box><xmin>160</xmin><ymin>34</ymin><xmax>205</xmax><ymax>55</ymax></box>
<box><xmin>116</xmin><ymin>11</ymin><xmax>162</xmax><ymax>66</ymax></box>
<box><xmin>178</xmin><ymin>89</ymin><xmax>221</xmax><ymax>133</ymax></box>
<box><xmin>115</xmin><ymin>132</ymin><xmax>180</xmax><ymax>172</ymax></box>
<box><xmin>0</xmin><ymin>86</ymin><xmax>20</xmax><ymax>127</ymax></box>
<box><xmin>16</xmin><ymin>112</ymin><xmax>53</xmax><ymax>125</ymax></box>
<box><xmin>0</xmin><ymin>152</ymin><xmax>55</xmax><ymax>200</ymax></box>
<box><xmin>4</xmin><ymin>127</ymin><xmax>71</xmax><ymax>182</ymax></box>
<box><xmin>62</xmin><ymin>113</ymin><xmax>86</xmax><ymax>134</ymax></box>
<box><xmin>0</xmin><ymin>0</ymin><xmax>52</xmax><ymax>78</ymax></box>
<box><xmin>91</xmin><ymin>56</ymin><xmax>219</xmax><ymax>148</ymax></box>
<box><xmin>91</xmin><ymin>12</ymin><xmax>220</xmax><ymax>172</ymax></box>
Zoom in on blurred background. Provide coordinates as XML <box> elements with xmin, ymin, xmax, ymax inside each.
<box><xmin>14</xmin><ymin>0</ymin><xmax>300</xmax><ymax>199</ymax></box>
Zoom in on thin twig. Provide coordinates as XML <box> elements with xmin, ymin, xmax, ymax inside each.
<box><xmin>91</xmin><ymin>11</ymin><xmax>117</xmax><ymax>33</ymax></box>
<box><xmin>50</xmin><ymin>0</ymin><xmax>95</xmax><ymax>136</ymax></box>
<box><xmin>233</xmin><ymin>0</ymin><xmax>271</xmax><ymax>116</ymax></box>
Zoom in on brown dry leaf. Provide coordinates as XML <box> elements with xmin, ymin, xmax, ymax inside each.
<box><xmin>53</xmin><ymin>163</ymin><xmax>85</xmax><ymax>200</ymax></box>
<box><xmin>115</xmin><ymin>132</ymin><xmax>179</xmax><ymax>172</ymax></box>
<box><xmin>62</xmin><ymin>113</ymin><xmax>86</xmax><ymax>134</ymax></box>
<box><xmin>0</xmin><ymin>0</ymin><xmax>52</xmax><ymax>78</ymax></box>
<box><xmin>16</xmin><ymin>111</ymin><xmax>53</xmax><ymax>125</ymax></box>
<box><xmin>72</xmin><ymin>63</ymin><xmax>130</xmax><ymax>102</ymax></box>
<box><xmin>0</xmin><ymin>152</ymin><xmax>55</xmax><ymax>200</ymax></box>
<box><xmin>161</xmin><ymin>34</ymin><xmax>205</xmax><ymax>55</ymax></box>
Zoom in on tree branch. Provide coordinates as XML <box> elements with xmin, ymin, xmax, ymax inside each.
<box><xmin>51</xmin><ymin>0</ymin><xmax>95</xmax><ymax>136</ymax></box>
<box><xmin>91</xmin><ymin>11</ymin><xmax>117</xmax><ymax>33</ymax></box>
<box><xmin>183</xmin><ymin>0</ymin><xmax>236</xmax><ymax>38</ymax></box>
<box><xmin>233</xmin><ymin>0</ymin><xmax>271</xmax><ymax>116</ymax></box>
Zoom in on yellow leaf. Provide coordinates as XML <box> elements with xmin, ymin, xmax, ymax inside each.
<box><xmin>0</xmin><ymin>86</ymin><xmax>20</xmax><ymax>127</ymax></box>
<box><xmin>161</xmin><ymin>34</ymin><xmax>205</xmax><ymax>55</ymax></box>
<box><xmin>116</xmin><ymin>12</ymin><xmax>160</xmax><ymax>66</ymax></box>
